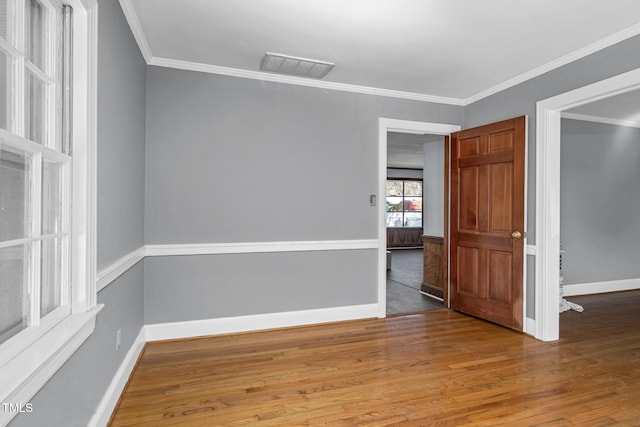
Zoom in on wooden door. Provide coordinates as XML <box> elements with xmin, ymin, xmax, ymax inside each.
<box><xmin>449</xmin><ymin>116</ymin><xmax>526</xmax><ymax>330</ymax></box>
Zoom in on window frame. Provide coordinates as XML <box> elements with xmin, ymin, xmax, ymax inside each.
<box><xmin>0</xmin><ymin>0</ymin><xmax>98</xmax><ymax>423</ymax></box>
<box><xmin>385</xmin><ymin>178</ymin><xmax>424</xmax><ymax>228</ymax></box>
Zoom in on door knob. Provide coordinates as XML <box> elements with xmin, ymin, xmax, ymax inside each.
<box><xmin>511</xmin><ymin>231</ymin><xmax>522</xmax><ymax>239</ymax></box>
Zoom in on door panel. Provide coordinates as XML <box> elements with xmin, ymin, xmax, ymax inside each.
<box><xmin>450</xmin><ymin>116</ymin><xmax>525</xmax><ymax>330</ymax></box>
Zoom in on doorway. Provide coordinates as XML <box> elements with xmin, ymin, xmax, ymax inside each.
<box><xmin>536</xmin><ymin>68</ymin><xmax>640</xmax><ymax>341</ymax></box>
<box><xmin>377</xmin><ymin>119</ymin><xmax>461</xmax><ymax>318</ymax></box>
<box><xmin>385</xmin><ymin>134</ymin><xmax>443</xmax><ymax>315</ymax></box>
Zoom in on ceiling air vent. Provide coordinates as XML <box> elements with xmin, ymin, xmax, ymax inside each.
<box><xmin>260</xmin><ymin>52</ymin><xmax>335</xmax><ymax>79</ymax></box>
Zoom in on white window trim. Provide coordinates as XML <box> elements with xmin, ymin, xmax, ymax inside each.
<box><xmin>0</xmin><ymin>1</ymin><xmax>99</xmax><ymax>424</ymax></box>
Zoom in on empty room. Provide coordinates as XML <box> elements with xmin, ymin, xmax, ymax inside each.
<box><xmin>2</xmin><ymin>1</ymin><xmax>640</xmax><ymax>426</ymax></box>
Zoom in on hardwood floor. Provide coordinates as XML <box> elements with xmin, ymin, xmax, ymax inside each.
<box><xmin>110</xmin><ymin>291</ymin><xmax>640</xmax><ymax>426</ymax></box>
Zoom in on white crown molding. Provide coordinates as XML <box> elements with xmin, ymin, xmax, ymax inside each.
<box><xmin>148</xmin><ymin>57</ymin><xmax>465</xmax><ymax>105</ymax></box>
<box><xmin>144</xmin><ymin>304</ymin><xmax>379</xmax><ymax>342</ymax></box>
<box><xmin>118</xmin><ymin>1</ymin><xmax>640</xmax><ymax>108</ymax></box>
<box><xmin>96</xmin><ymin>247</ymin><xmax>146</xmax><ymax>292</ymax></box>
<box><xmin>145</xmin><ymin>239</ymin><xmax>379</xmax><ymax>257</ymax></box>
<box><xmin>118</xmin><ymin>0</ymin><xmax>153</xmax><ymax>62</ymax></box>
<box><xmin>88</xmin><ymin>327</ymin><xmax>146</xmax><ymax>427</ymax></box>
<box><xmin>562</xmin><ymin>278</ymin><xmax>640</xmax><ymax>297</ymax></box>
<box><xmin>561</xmin><ymin>111</ymin><xmax>640</xmax><ymax>129</ymax></box>
<box><xmin>463</xmin><ymin>22</ymin><xmax>640</xmax><ymax>105</ymax></box>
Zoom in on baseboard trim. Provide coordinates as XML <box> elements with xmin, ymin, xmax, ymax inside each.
<box><xmin>145</xmin><ymin>304</ymin><xmax>379</xmax><ymax>342</ymax></box>
<box><xmin>88</xmin><ymin>327</ymin><xmax>146</xmax><ymax>427</ymax></box>
<box><xmin>524</xmin><ymin>317</ymin><xmax>536</xmax><ymax>336</ymax></box>
<box><xmin>562</xmin><ymin>278</ymin><xmax>640</xmax><ymax>297</ymax></box>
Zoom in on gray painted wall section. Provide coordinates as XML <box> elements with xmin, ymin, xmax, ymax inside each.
<box><xmin>9</xmin><ymin>0</ymin><xmax>146</xmax><ymax>425</ymax></box>
<box><xmin>96</xmin><ymin>0</ymin><xmax>146</xmax><ymax>270</ymax></box>
<box><xmin>145</xmin><ymin>67</ymin><xmax>463</xmax><ymax>244</ymax></box>
<box><xmin>423</xmin><ymin>140</ymin><xmax>444</xmax><ymax>237</ymax></box>
<box><xmin>464</xmin><ymin>34</ymin><xmax>640</xmax><ymax>318</ymax></box>
<box><xmin>144</xmin><ymin>68</ymin><xmax>462</xmax><ymax>324</ymax></box>
<box><xmin>144</xmin><ymin>250</ymin><xmax>378</xmax><ymax>324</ymax></box>
<box><xmin>560</xmin><ymin>119</ymin><xmax>640</xmax><ymax>284</ymax></box>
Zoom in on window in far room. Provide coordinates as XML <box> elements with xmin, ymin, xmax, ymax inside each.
<box><xmin>385</xmin><ymin>179</ymin><xmax>423</xmax><ymax>228</ymax></box>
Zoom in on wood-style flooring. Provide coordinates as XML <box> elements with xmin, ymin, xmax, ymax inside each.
<box><xmin>109</xmin><ymin>291</ymin><xmax>640</xmax><ymax>426</ymax></box>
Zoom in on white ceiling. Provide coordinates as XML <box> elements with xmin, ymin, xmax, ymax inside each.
<box><xmin>124</xmin><ymin>0</ymin><xmax>640</xmax><ymax>103</ymax></box>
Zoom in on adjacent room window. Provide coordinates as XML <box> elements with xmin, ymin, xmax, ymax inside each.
<box><xmin>0</xmin><ymin>1</ymin><xmax>97</xmax><ymax>421</ymax></box>
<box><xmin>386</xmin><ymin>179</ymin><xmax>423</xmax><ymax>228</ymax></box>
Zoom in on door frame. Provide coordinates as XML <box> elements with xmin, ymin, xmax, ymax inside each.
<box><xmin>377</xmin><ymin>118</ymin><xmax>461</xmax><ymax>318</ymax></box>
<box><xmin>535</xmin><ymin>68</ymin><xmax>640</xmax><ymax>341</ymax></box>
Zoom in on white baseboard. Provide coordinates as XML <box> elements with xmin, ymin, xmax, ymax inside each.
<box><xmin>562</xmin><ymin>278</ymin><xmax>640</xmax><ymax>297</ymax></box>
<box><xmin>145</xmin><ymin>304</ymin><xmax>379</xmax><ymax>342</ymax></box>
<box><xmin>524</xmin><ymin>317</ymin><xmax>536</xmax><ymax>336</ymax></box>
<box><xmin>88</xmin><ymin>327</ymin><xmax>146</xmax><ymax>427</ymax></box>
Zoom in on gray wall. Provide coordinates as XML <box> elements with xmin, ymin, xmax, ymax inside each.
<box><xmin>144</xmin><ymin>67</ymin><xmax>463</xmax><ymax>323</ymax></box>
<box><xmin>423</xmin><ymin>140</ymin><xmax>444</xmax><ymax>237</ymax></box>
<box><xmin>9</xmin><ymin>0</ymin><xmax>146</xmax><ymax>425</ymax></box>
<box><xmin>560</xmin><ymin>119</ymin><xmax>640</xmax><ymax>284</ymax></box>
<box><xmin>464</xmin><ymin>34</ymin><xmax>640</xmax><ymax>318</ymax></box>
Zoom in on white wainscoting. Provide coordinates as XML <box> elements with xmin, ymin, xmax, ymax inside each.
<box><xmin>562</xmin><ymin>278</ymin><xmax>640</xmax><ymax>296</ymax></box>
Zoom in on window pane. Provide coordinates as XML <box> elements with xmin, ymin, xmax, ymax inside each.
<box><xmin>404</xmin><ymin>181</ymin><xmax>422</xmax><ymax>197</ymax></box>
<box><xmin>0</xmin><ymin>148</ymin><xmax>31</xmax><ymax>241</ymax></box>
<box><xmin>404</xmin><ymin>212</ymin><xmax>422</xmax><ymax>227</ymax></box>
<box><xmin>42</xmin><ymin>160</ymin><xmax>62</xmax><ymax>234</ymax></box>
<box><xmin>0</xmin><ymin>49</ymin><xmax>13</xmax><ymax>130</ymax></box>
<box><xmin>25</xmin><ymin>70</ymin><xmax>46</xmax><ymax>144</ymax></box>
<box><xmin>386</xmin><ymin>196</ymin><xmax>402</xmax><ymax>213</ymax></box>
<box><xmin>0</xmin><ymin>244</ymin><xmax>29</xmax><ymax>344</ymax></box>
<box><xmin>41</xmin><ymin>238</ymin><xmax>62</xmax><ymax>316</ymax></box>
<box><xmin>0</xmin><ymin>0</ymin><xmax>15</xmax><ymax>45</ymax></box>
<box><xmin>386</xmin><ymin>212</ymin><xmax>403</xmax><ymax>228</ymax></box>
<box><xmin>386</xmin><ymin>180</ymin><xmax>402</xmax><ymax>197</ymax></box>
<box><xmin>25</xmin><ymin>0</ymin><xmax>46</xmax><ymax>70</ymax></box>
<box><xmin>403</xmin><ymin>198</ymin><xmax>422</xmax><ymax>212</ymax></box>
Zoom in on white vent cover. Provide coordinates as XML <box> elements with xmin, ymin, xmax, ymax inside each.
<box><xmin>260</xmin><ymin>52</ymin><xmax>335</xmax><ymax>79</ymax></box>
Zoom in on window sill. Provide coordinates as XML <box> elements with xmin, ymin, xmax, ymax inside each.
<box><xmin>0</xmin><ymin>304</ymin><xmax>103</xmax><ymax>425</ymax></box>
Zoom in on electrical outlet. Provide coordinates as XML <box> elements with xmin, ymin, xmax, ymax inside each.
<box><xmin>116</xmin><ymin>328</ymin><xmax>121</xmax><ymax>350</ymax></box>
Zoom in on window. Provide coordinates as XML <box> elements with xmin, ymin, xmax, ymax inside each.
<box><xmin>386</xmin><ymin>179</ymin><xmax>423</xmax><ymax>228</ymax></box>
<box><xmin>1</xmin><ymin>0</ymin><xmax>70</xmax><ymax>348</ymax></box>
<box><xmin>0</xmin><ymin>0</ymin><xmax>97</xmax><ymax>423</ymax></box>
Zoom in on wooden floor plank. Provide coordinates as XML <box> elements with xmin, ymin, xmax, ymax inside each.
<box><xmin>109</xmin><ymin>291</ymin><xmax>640</xmax><ymax>426</ymax></box>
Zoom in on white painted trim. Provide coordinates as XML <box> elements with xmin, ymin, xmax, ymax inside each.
<box><xmin>118</xmin><ymin>0</ymin><xmax>153</xmax><ymax>62</ymax></box>
<box><xmin>96</xmin><ymin>248</ymin><xmax>146</xmax><ymax>292</ymax></box>
<box><xmin>561</xmin><ymin>112</ymin><xmax>640</xmax><ymax>129</ymax></box>
<box><xmin>525</xmin><ymin>317</ymin><xmax>536</xmax><ymax>337</ymax></box>
<box><xmin>0</xmin><ymin>305</ymin><xmax>102</xmax><ymax>426</ymax></box>
<box><xmin>562</xmin><ymin>278</ymin><xmax>640</xmax><ymax>297</ymax></box>
<box><xmin>145</xmin><ymin>239</ymin><xmax>378</xmax><ymax>257</ymax></box>
<box><xmin>88</xmin><ymin>327</ymin><xmax>146</xmax><ymax>427</ymax></box>
<box><xmin>378</xmin><ymin>119</ymin><xmax>461</xmax><ymax>318</ymax></box>
<box><xmin>464</xmin><ymin>22</ymin><xmax>640</xmax><ymax>105</ymax></box>
<box><xmin>526</xmin><ymin>245</ymin><xmax>537</xmax><ymax>256</ymax></box>
<box><xmin>149</xmin><ymin>57</ymin><xmax>465</xmax><ymax>105</ymax></box>
<box><xmin>144</xmin><ymin>304</ymin><xmax>379</xmax><ymax>342</ymax></box>
<box><xmin>536</xmin><ymin>67</ymin><xmax>640</xmax><ymax>342</ymax></box>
